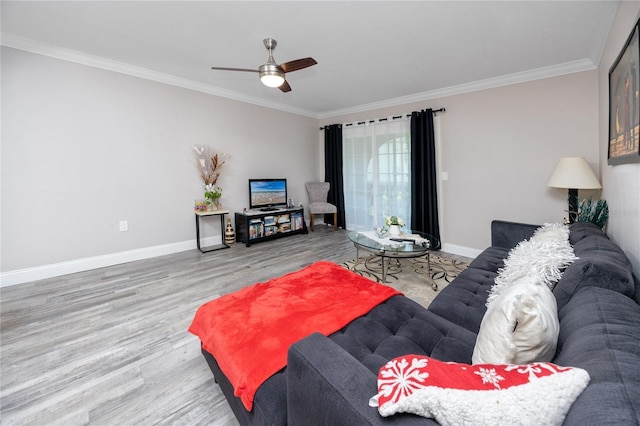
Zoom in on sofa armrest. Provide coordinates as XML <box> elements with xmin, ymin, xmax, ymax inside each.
<box><xmin>287</xmin><ymin>333</ymin><xmax>430</xmax><ymax>425</ymax></box>
<box><xmin>491</xmin><ymin>220</ymin><xmax>539</xmax><ymax>250</ymax></box>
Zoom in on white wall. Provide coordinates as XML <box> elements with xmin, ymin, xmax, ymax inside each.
<box><xmin>598</xmin><ymin>0</ymin><xmax>640</xmax><ymax>275</ymax></box>
<box><xmin>320</xmin><ymin>70</ymin><xmax>599</xmax><ymax>256</ymax></box>
<box><xmin>1</xmin><ymin>47</ymin><xmax>319</xmax><ymax>284</ymax></box>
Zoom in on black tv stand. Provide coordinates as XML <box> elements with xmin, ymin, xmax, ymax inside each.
<box><xmin>235</xmin><ymin>207</ymin><xmax>307</xmax><ymax>247</ymax></box>
<box><xmin>259</xmin><ymin>207</ymin><xmax>278</xmax><ymax>212</ymax></box>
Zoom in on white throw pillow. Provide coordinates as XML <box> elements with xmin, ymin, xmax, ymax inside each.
<box><xmin>473</xmin><ymin>278</ymin><xmax>559</xmax><ymax>365</ymax></box>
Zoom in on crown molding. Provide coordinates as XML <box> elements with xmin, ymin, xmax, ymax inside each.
<box><xmin>0</xmin><ymin>33</ymin><xmax>318</xmax><ymax>118</ymax></box>
<box><xmin>317</xmin><ymin>59</ymin><xmax>597</xmax><ymax>120</ymax></box>
<box><xmin>2</xmin><ymin>33</ymin><xmax>598</xmax><ymax>122</ymax></box>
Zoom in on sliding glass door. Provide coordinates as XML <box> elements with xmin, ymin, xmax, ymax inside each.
<box><xmin>342</xmin><ymin>118</ymin><xmax>411</xmax><ymax>231</ymax></box>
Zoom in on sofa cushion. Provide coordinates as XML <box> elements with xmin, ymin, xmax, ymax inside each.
<box><xmin>287</xmin><ymin>333</ymin><xmax>430</xmax><ymax>426</ymax></box>
<box><xmin>573</xmin><ymin>234</ymin><xmax>632</xmax><ymax>269</ymax></box>
<box><xmin>428</xmin><ymin>248</ymin><xmax>504</xmax><ymax>336</ymax></box>
<box><xmin>568</xmin><ymin>221</ymin><xmax>607</xmax><ymax>245</ymax></box>
<box><xmin>467</xmin><ymin>246</ymin><xmax>510</xmax><ymax>271</ymax></box>
<box><xmin>554</xmin><ymin>237</ymin><xmax>635</xmax><ymax>311</ymax></box>
<box><xmin>554</xmin><ymin>286</ymin><xmax>640</xmax><ymax>425</ymax></box>
<box><xmin>329</xmin><ymin>295</ymin><xmax>478</xmax><ymax>375</ymax></box>
<box><xmin>490</xmin><ymin>220</ymin><xmax>539</xmax><ymax>250</ymax></box>
<box><xmin>472</xmin><ymin>278</ymin><xmax>559</xmax><ymax>364</ymax></box>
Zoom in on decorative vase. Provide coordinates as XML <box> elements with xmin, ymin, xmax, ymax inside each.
<box><xmin>389</xmin><ymin>225</ymin><xmax>401</xmax><ymax>236</ymax></box>
<box><xmin>206</xmin><ymin>197</ymin><xmax>220</xmax><ymax>211</ymax></box>
<box><xmin>225</xmin><ymin>218</ymin><xmax>235</xmax><ymax>245</ymax></box>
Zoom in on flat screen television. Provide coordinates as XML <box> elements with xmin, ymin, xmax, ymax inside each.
<box><xmin>249</xmin><ymin>178</ymin><xmax>288</xmax><ymax>211</ymax></box>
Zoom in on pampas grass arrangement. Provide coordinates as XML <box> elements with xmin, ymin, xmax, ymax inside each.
<box><xmin>193</xmin><ymin>145</ymin><xmax>226</xmax><ymax>186</ymax></box>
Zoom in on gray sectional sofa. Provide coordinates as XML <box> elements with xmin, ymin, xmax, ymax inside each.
<box><xmin>203</xmin><ymin>220</ymin><xmax>640</xmax><ymax>425</ymax></box>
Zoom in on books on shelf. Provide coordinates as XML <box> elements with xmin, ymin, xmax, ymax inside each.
<box><xmin>264</xmin><ymin>225</ymin><xmax>278</xmax><ymax>236</ymax></box>
<box><xmin>279</xmin><ymin>223</ymin><xmax>291</xmax><ymax>233</ymax></box>
<box><xmin>249</xmin><ymin>222</ymin><xmax>264</xmax><ymax>240</ymax></box>
<box><xmin>276</xmin><ymin>214</ymin><xmax>290</xmax><ymax>224</ymax></box>
<box><xmin>291</xmin><ymin>212</ymin><xmax>304</xmax><ymax>231</ymax></box>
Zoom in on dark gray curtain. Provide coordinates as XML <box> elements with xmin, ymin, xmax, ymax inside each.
<box><xmin>323</xmin><ymin>124</ymin><xmax>346</xmax><ymax>229</ymax></box>
<box><xmin>410</xmin><ymin>109</ymin><xmax>440</xmax><ymax>248</ymax></box>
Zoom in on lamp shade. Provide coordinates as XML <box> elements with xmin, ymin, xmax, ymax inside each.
<box><xmin>547</xmin><ymin>157</ymin><xmax>601</xmax><ymax>189</ymax></box>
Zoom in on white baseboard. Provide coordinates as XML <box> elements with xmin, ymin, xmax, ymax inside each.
<box><xmin>2</xmin><ymin>239</ymin><xmax>480</xmax><ymax>287</ymax></box>
<box><xmin>0</xmin><ymin>236</ymin><xmax>221</xmax><ymax>287</ymax></box>
<box><xmin>441</xmin><ymin>242</ymin><xmax>483</xmax><ymax>259</ymax></box>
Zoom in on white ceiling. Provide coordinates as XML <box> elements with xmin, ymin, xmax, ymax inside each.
<box><xmin>1</xmin><ymin>1</ymin><xmax>620</xmax><ymax>118</ymax></box>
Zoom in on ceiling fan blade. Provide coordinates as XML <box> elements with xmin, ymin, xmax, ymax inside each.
<box><xmin>279</xmin><ymin>58</ymin><xmax>317</xmax><ymax>73</ymax></box>
<box><xmin>279</xmin><ymin>80</ymin><xmax>292</xmax><ymax>93</ymax></box>
<box><xmin>210</xmin><ymin>67</ymin><xmax>258</xmax><ymax>73</ymax></box>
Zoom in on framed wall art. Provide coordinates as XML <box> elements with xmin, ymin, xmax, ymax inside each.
<box><xmin>609</xmin><ymin>17</ymin><xmax>640</xmax><ymax>165</ymax></box>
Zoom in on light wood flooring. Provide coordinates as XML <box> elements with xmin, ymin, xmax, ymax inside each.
<box><xmin>0</xmin><ymin>226</ymin><xmax>470</xmax><ymax>425</ymax></box>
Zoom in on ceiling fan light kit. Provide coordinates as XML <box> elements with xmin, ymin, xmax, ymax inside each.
<box><xmin>259</xmin><ymin>64</ymin><xmax>285</xmax><ymax>88</ymax></box>
<box><xmin>211</xmin><ymin>38</ymin><xmax>317</xmax><ymax>93</ymax></box>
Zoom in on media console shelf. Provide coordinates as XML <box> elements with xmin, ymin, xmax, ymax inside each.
<box><xmin>235</xmin><ymin>207</ymin><xmax>307</xmax><ymax>247</ymax></box>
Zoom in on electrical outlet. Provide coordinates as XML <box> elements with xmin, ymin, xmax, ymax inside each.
<box><xmin>119</xmin><ymin>220</ymin><xmax>128</xmax><ymax>232</ymax></box>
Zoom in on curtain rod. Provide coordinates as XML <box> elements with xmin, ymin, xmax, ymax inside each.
<box><xmin>319</xmin><ymin>108</ymin><xmax>445</xmax><ymax>130</ymax></box>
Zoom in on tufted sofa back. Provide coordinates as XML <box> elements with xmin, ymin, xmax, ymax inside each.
<box><xmin>554</xmin><ymin>221</ymin><xmax>635</xmax><ymax>311</ymax></box>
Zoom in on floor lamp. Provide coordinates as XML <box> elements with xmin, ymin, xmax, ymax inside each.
<box><xmin>547</xmin><ymin>157</ymin><xmax>601</xmax><ymax>224</ymax></box>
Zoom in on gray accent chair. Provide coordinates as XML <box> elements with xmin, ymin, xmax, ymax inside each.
<box><xmin>305</xmin><ymin>182</ymin><xmax>337</xmax><ymax>231</ymax></box>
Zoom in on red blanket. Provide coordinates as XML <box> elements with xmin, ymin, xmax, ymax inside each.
<box><xmin>188</xmin><ymin>260</ymin><xmax>402</xmax><ymax>411</ymax></box>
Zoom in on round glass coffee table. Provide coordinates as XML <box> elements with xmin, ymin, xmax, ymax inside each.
<box><xmin>348</xmin><ymin>230</ymin><xmax>441</xmax><ymax>289</ymax></box>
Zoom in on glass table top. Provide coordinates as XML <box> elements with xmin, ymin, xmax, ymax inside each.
<box><xmin>348</xmin><ymin>229</ymin><xmax>439</xmax><ymax>257</ymax></box>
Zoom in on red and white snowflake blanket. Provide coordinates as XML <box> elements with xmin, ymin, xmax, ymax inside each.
<box><xmin>189</xmin><ymin>260</ymin><xmax>401</xmax><ymax>411</ymax></box>
<box><xmin>370</xmin><ymin>354</ymin><xmax>589</xmax><ymax>425</ymax></box>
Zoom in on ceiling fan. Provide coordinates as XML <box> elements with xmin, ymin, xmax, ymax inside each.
<box><xmin>210</xmin><ymin>38</ymin><xmax>317</xmax><ymax>93</ymax></box>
